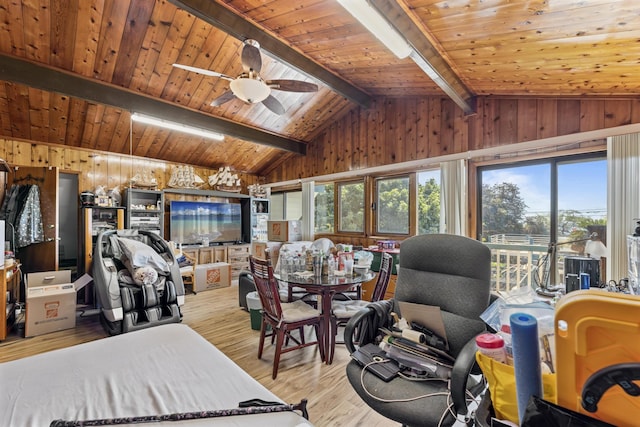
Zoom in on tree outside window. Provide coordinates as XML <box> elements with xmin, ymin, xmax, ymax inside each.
<box><xmin>376</xmin><ymin>176</ymin><xmax>409</xmax><ymax>234</ymax></box>
<box><xmin>314</xmin><ymin>183</ymin><xmax>334</xmax><ymax>233</ymax></box>
<box><xmin>338</xmin><ymin>181</ymin><xmax>364</xmax><ymax>232</ymax></box>
<box><xmin>418</xmin><ymin>170</ymin><xmax>440</xmax><ymax>234</ymax></box>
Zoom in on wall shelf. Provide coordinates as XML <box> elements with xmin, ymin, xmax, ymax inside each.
<box><xmin>163</xmin><ymin>188</ymin><xmax>251</xmax><ymax>199</ymax></box>
<box><xmin>79</xmin><ymin>206</ymin><xmax>125</xmax><ymax>277</ymax></box>
<box><xmin>124</xmin><ymin>189</ymin><xmax>164</xmax><ymax>237</ymax></box>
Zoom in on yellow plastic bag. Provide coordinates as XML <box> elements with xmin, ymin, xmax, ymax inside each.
<box><xmin>476</xmin><ymin>351</ymin><xmax>557</xmax><ymax>424</ymax></box>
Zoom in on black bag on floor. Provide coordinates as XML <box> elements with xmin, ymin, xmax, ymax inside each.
<box><xmin>521</xmin><ymin>396</ymin><xmax>615</xmax><ymax>427</ymax></box>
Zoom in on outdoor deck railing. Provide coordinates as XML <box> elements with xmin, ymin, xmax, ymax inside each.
<box><xmin>485</xmin><ymin>242</ymin><xmax>549</xmax><ymax>293</ymax></box>
<box><xmin>485</xmin><ymin>240</ymin><xmax>586</xmax><ymax>293</ymax></box>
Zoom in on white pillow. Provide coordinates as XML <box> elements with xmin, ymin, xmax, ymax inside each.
<box><xmin>117</xmin><ymin>237</ymin><xmax>170</xmax><ymax>274</ymax></box>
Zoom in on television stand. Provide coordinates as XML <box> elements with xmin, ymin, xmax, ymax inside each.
<box><xmin>179</xmin><ymin>243</ymin><xmax>250</xmax><ymax>280</ymax></box>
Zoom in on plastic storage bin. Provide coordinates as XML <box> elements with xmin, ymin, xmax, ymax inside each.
<box><xmin>246</xmin><ymin>291</ymin><xmax>262</xmax><ymax>331</ymax></box>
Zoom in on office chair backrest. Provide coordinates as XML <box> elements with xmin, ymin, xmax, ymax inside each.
<box><xmin>395</xmin><ymin>234</ymin><xmax>492</xmax><ymax>357</ymax></box>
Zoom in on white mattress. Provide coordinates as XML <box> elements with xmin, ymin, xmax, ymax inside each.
<box><xmin>1</xmin><ymin>323</ymin><xmax>312</xmax><ymax>426</ymax></box>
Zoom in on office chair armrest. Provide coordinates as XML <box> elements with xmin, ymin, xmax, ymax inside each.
<box><xmin>344</xmin><ymin>299</ymin><xmax>394</xmax><ymax>354</ymax></box>
<box><xmin>450</xmin><ymin>337</ymin><xmax>482</xmax><ymax>420</ymax></box>
<box><xmin>344</xmin><ymin>306</ymin><xmax>375</xmax><ymax>354</ymax></box>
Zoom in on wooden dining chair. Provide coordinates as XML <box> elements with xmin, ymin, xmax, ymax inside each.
<box><xmin>177</xmin><ymin>251</ymin><xmax>197</xmax><ymax>293</ymax></box>
<box><xmin>249</xmin><ymin>256</ymin><xmax>325</xmax><ymax>379</ymax></box>
<box><xmin>332</xmin><ymin>252</ymin><xmax>393</xmax><ymax>331</ymax></box>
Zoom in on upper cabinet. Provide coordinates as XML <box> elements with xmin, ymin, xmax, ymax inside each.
<box><xmin>124</xmin><ymin>189</ymin><xmax>164</xmax><ymax>237</ymax></box>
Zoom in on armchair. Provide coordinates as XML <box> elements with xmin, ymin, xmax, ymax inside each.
<box><xmin>344</xmin><ymin>234</ymin><xmax>492</xmax><ymax>426</ymax></box>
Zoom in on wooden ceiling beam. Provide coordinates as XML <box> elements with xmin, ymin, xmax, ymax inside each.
<box><xmin>370</xmin><ymin>0</ymin><xmax>476</xmax><ymax>115</ymax></box>
<box><xmin>169</xmin><ymin>0</ymin><xmax>372</xmax><ymax>108</ymax></box>
<box><xmin>0</xmin><ymin>53</ymin><xmax>306</xmax><ymax>155</ymax></box>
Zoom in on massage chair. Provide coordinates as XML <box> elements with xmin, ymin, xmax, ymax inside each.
<box><xmin>92</xmin><ymin>229</ymin><xmax>185</xmax><ymax>335</ymax></box>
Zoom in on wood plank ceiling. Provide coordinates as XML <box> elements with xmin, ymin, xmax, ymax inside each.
<box><xmin>0</xmin><ymin>0</ymin><xmax>638</xmax><ymax>176</ymax></box>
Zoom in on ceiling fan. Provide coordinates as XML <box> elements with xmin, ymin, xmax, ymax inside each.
<box><xmin>173</xmin><ymin>39</ymin><xmax>318</xmax><ymax>115</ymax></box>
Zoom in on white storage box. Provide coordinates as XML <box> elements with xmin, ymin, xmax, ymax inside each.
<box><xmin>25</xmin><ymin>270</ymin><xmax>76</xmax><ymax>337</ymax></box>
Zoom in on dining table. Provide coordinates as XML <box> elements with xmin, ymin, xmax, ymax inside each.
<box><xmin>275</xmin><ymin>269</ymin><xmax>376</xmax><ymax>364</ymax></box>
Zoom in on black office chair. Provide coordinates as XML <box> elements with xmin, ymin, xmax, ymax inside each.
<box><xmin>344</xmin><ymin>234</ymin><xmax>493</xmax><ymax>427</ymax></box>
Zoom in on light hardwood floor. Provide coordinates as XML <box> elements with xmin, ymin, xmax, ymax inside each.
<box><xmin>0</xmin><ymin>284</ymin><xmax>394</xmax><ymax>426</ymax></box>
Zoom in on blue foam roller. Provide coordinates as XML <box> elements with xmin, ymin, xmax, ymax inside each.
<box><xmin>510</xmin><ymin>312</ymin><xmax>543</xmax><ymax>425</ymax></box>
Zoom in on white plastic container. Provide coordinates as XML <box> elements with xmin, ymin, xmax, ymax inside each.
<box><xmin>246</xmin><ymin>291</ymin><xmax>262</xmax><ymax>331</ymax></box>
<box><xmin>475</xmin><ymin>333</ymin><xmax>507</xmax><ymax>364</ymax></box>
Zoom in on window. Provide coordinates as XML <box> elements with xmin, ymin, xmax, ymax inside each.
<box><xmin>338</xmin><ymin>181</ymin><xmax>365</xmax><ymax>233</ymax></box>
<box><xmin>285</xmin><ymin>191</ymin><xmax>302</xmax><ymax>220</ymax></box>
<box><xmin>479</xmin><ymin>153</ymin><xmax>607</xmax><ymax>290</ymax></box>
<box><xmin>314</xmin><ymin>183</ymin><xmax>334</xmax><ymax>233</ymax></box>
<box><xmin>270</xmin><ymin>191</ymin><xmax>302</xmax><ymax>220</ymax></box>
<box><xmin>375</xmin><ymin>176</ymin><xmax>410</xmax><ymax>234</ymax></box>
<box><xmin>417</xmin><ymin>170</ymin><xmax>440</xmax><ymax>234</ymax></box>
<box><xmin>270</xmin><ymin>193</ymin><xmax>284</xmax><ymax>220</ymax></box>
<box><xmin>480</xmin><ymin>162</ymin><xmax>551</xmax><ymax>241</ymax></box>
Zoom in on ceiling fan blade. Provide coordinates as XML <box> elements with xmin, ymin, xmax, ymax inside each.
<box><xmin>267</xmin><ymin>79</ymin><xmax>318</xmax><ymax>93</ymax></box>
<box><xmin>172</xmin><ymin>63</ymin><xmax>234</xmax><ymax>81</ymax></box>
<box><xmin>241</xmin><ymin>40</ymin><xmax>262</xmax><ymax>73</ymax></box>
<box><xmin>262</xmin><ymin>95</ymin><xmax>285</xmax><ymax>115</ymax></box>
<box><xmin>210</xmin><ymin>90</ymin><xmax>237</xmax><ymax>107</ymax></box>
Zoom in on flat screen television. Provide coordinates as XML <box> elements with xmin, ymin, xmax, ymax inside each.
<box><xmin>169</xmin><ymin>200</ymin><xmax>242</xmax><ymax>245</ymax></box>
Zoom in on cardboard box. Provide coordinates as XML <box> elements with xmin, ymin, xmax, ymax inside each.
<box><xmin>25</xmin><ymin>270</ymin><xmax>76</xmax><ymax>337</ymax></box>
<box><xmin>194</xmin><ymin>262</ymin><xmax>231</xmax><ymax>292</ymax></box>
<box><xmin>251</xmin><ymin>241</ymin><xmax>283</xmax><ymax>264</ymax></box>
<box><xmin>267</xmin><ymin>220</ymin><xmax>302</xmax><ymax>242</ymax></box>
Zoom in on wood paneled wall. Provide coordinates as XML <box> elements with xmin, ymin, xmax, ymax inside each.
<box><xmin>266</xmin><ymin>96</ymin><xmax>640</xmax><ymax>182</ymax></box>
<box><xmin>0</xmin><ymin>138</ymin><xmax>259</xmax><ymax>194</ymax></box>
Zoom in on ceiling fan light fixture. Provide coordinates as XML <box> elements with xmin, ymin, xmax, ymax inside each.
<box><xmin>230</xmin><ymin>78</ymin><xmax>271</xmax><ymax>104</ymax></box>
<box><xmin>337</xmin><ymin>0</ymin><xmax>413</xmax><ymax>59</ymax></box>
<box><xmin>131</xmin><ymin>113</ymin><xmax>225</xmax><ymax>141</ymax></box>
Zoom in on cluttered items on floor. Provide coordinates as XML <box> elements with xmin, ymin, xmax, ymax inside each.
<box><xmin>474</xmin><ymin>287</ymin><xmax>640</xmax><ymax>427</ymax></box>
<box><xmin>555</xmin><ymin>290</ymin><xmax>640</xmax><ymax>427</ymax></box>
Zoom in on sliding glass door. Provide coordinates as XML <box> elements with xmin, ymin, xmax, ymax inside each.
<box><xmin>479</xmin><ymin>153</ymin><xmax>606</xmax><ymax>291</ymax></box>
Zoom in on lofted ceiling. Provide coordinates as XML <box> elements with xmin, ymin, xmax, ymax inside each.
<box><xmin>0</xmin><ymin>0</ymin><xmax>638</xmax><ymax>176</ymax></box>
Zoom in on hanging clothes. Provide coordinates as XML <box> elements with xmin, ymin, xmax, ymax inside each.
<box><xmin>15</xmin><ymin>185</ymin><xmax>44</xmax><ymax>248</ymax></box>
<box><xmin>1</xmin><ymin>184</ymin><xmax>22</xmax><ymax>249</ymax></box>
<box><xmin>1</xmin><ymin>184</ymin><xmax>21</xmax><ymax>224</ymax></box>
<box><xmin>0</xmin><ymin>184</ymin><xmax>14</xmax><ymax>220</ymax></box>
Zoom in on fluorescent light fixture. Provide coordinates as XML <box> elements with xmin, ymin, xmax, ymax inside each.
<box><xmin>337</xmin><ymin>0</ymin><xmax>413</xmax><ymax>59</ymax></box>
<box><xmin>338</xmin><ymin>0</ymin><xmax>475</xmax><ymax>114</ymax></box>
<box><xmin>130</xmin><ymin>113</ymin><xmax>225</xmax><ymax>141</ymax></box>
